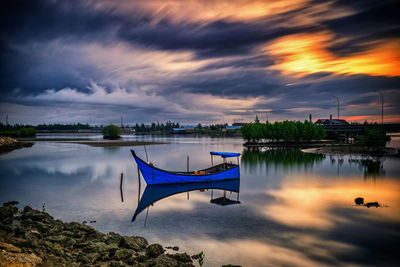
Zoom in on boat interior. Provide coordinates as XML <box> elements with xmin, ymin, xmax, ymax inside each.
<box><xmin>173</xmin><ymin>163</ymin><xmax>237</xmax><ymax>175</ymax></box>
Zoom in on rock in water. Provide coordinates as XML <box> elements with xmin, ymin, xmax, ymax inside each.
<box><xmin>355</xmin><ymin>197</ymin><xmax>364</xmax><ymax>205</ymax></box>
<box><xmin>365</xmin><ymin>202</ymin><xmax>380</xmax><ymax>208</ymax></box>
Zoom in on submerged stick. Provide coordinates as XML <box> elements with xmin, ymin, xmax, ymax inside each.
<box><xmin>144</xmin><ymin>146</ymin><xmax>149</xmax><ymax>162</ymax></box>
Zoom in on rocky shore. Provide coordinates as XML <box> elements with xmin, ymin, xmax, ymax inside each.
<box><xmin>0</xmin><ymin>137</ymin><xmax>33</xmax><ymax>154</ymax></box>
<box><xmin>0</xmin><ymin>202</ymin><xmax>195</xmax><ymax>266</ymax></box>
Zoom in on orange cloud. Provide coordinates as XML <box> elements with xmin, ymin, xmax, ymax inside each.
<box><xmin>344</xmin><ymin>115</ymin><xmax>400</xmax><ymax>123</ymax></box>
<box><xmin>265</xmin><ymin>32</ymin><xmax>400</xmax><ymax>77</ymax></box>
<box><xmin>106</xmin><ymin>0</ymin><xmax>309</xmax><ymax>23</ymax></box>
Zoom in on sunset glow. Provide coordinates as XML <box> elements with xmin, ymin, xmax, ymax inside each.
<box><xmin>267</xmin><ymin>34</ymin><xmax>400</xmax><ymax>77</ymax></box>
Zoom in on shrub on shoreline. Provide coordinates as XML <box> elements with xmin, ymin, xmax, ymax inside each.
<box><xmin>102</xmin><ymin>124</ymin><xmax>122</xmax><ymax>139</ymax></box>
<box><xmin>0</xmin><ymin>127</ymin><xmax>37</xmax><ymax>137</ymax></box>
<box><xmin>358</xmin><ymin>128</ymin><xmax>388</xmax><ymax>147</ymax></box>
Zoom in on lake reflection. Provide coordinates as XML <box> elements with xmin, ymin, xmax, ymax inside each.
<box><xmin>0</xmin><ymin>137</ymin><xmax>399</xmax><ymax>266</ymax></box>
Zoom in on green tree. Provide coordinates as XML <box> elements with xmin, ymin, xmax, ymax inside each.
<box><xmin>102</xmin><ymin>124</ymin><xmax>122</xmax><ymax>138</ymax></box>
<box><xmin>359</xmin><ymin>128</ymin><xmax>387</xmax><ymax>147</ymax></box>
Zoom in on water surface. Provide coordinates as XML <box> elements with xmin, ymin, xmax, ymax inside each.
<box><xmin>0</xmin><ymin>136</ymin><xmax>399</xmax><ymax>266</ymax></box>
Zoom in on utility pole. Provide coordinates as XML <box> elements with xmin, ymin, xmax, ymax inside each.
<box><xmin>332</xmin><ymin>96</ymin><xmax>339</xmax><ymax>120</ymax></box>
<box><xmin>377</xmin><ymin>90</ymin><xmax>384</xmax><ymax>124</ymax></box>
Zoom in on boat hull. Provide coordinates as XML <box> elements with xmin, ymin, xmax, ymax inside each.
<box><xmin>132</xmin><ymin>151</ymin><xmax>240</xmax><ymax>184</ymax></box>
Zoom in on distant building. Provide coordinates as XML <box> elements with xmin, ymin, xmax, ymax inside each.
<box><xmin>171</xmin><ymin>127</ymin><xmax>194</xmax><ymax>134</ymax></box>
<box><xmin>232</xmin><ymin>122</ymin><xmax>245</xmax><ymax>126</ymax></box>
<box><xmin>315</xmin><ymin>115</ymin><xmax>349</xmax><ymax>125</ymax></box>
<box><xmin>225</xmin><ymin>125</ymin><xmax>242</xmax><ymax>130</ymax></box>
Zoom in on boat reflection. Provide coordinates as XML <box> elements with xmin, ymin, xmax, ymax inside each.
<box><xmin>132</xmin><ymin>179</ymin><xmax>240</xmax><ymax>222</ymax></box>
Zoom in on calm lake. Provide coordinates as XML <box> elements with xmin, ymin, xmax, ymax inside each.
<box><xmin>1</xmin><ymin>135</ymin><xmax>399</xmax><ymax>266</ymax></box>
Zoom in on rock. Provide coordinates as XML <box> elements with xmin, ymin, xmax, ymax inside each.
<box><xmin>146</xmin><ymin>243</ymin><xmax>165</xmax><ymax>258</ymax></box>
<box><xmin>166</xmin><ymin>246</ymin><xmax>179</xmax><ymax>251</ymax></box>
<box><xmin>47</xmin><ymin>235</ymin><xmax>70</xmax><ymax>246</ymax></box>
<box><xmin>109</xmin><ymin>260</ymin><xmax>126</xmax><ymax>267</ymax></box>
<box><xmin>21</xmin><ymin>206</ymin><xmax>54</xmax><ymax>223</ymax></box>
<box><xmin>103</xmin><ymin>232</ymin><xmax>122</xmax><ymax>245</ymax></box>
<box><xmin>3</xmin><ymin>201</ymin><xmax>19</xmax><ymax>207</ymax></box>
<box><xmin>365</xmin><ymin>202</ymin><xmax>380</xmax><ymax>208</ymax></box>
<box><xmin>0</xmin><ymin>202</ymin><xmax>19</xmax><ymax>224</ymax></box>
<box><xmin>114</xmin><ymin>248</ymin><xmax>133</xmax><ymax>261</ymax></box>
<box><xmin>168</xmin><ymin>252</ymin><xmax>192</xmax><ymax>263</ymax></box>
<box><xmin>119</xmin><ymin>236</ymin><xmax>148</xmax><ymax>251</ymax></box>
<box><xmin>151</xmin><ymin>254</ymin><xmax>179</xmax><ymax>267</ymax></box>
<box><xmin>0</xmin><ymin>204</ymin><xmax>197</xmax><ymax>267</ymax></box>
<box><xmin>355</xmin><ymin>197</ymin><xmax>364</xmax><ymax>205</ymax></box>
<box><xmin>0</xmin><ymin>250</ymin><xmax>42</xmax><ymax>266</ymax></box>
<box><xmin>83</xmin><ymin>241</ymin><xmax>106</xmax><ymax>254</ymax></box>
<box><xmin>86</xmin><ymin>252</ymin><xmax>101</xmax><ymax>264</ymax></box>
<box><xmin>51</xmin><ymin>243</ymin><xmax>64</xmax><ymax>256</ymax></box>
<box><xmin>41</xmin><ymin>255</ymin><xmax>69</xmax><ymax>266</ymax></box>
<box><xmin>0</xmin><ymin>241</ymin><xmax>22</xmax><ymax>253</ymax></box>
<box><xmin>77</xmin><ymin>252</ymin><xmax>90</xmax><ymax>264</ymax></box>
<box><xmin>26</xmin><ymin>229</ymin><xmax>41</xmax><ymax>236</ymax></box>
<box><xmin>65</xmin><ymin>221</ymin><xmax>96</xmax><ymax>233</ymax></box>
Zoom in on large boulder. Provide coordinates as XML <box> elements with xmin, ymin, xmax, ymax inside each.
<box><xmin>21</xmin><ymin>206</ymin><xmax>54</xmax><ymax>224</ymax></box>
<box><xmin>0</xmin><ymin>249</ymin><xmax>42</xmax><ymax>266</ymax></box>
<box><xmin>113</xmin><ymin>248</ymin><xmax>133</xmax><ymax>261</ymax></box>
<box><xmin>146</xmin><ymin>243</ymin><xmax>165</xmax><ymax>258</ymax></box>
<box><xmin>0</xmin><ymin>241</ymin><xmax>22</xmax><ymax>253</ymax></box>
<box><xmin>168</xmin><ymin>252</ymin><xmax>193</xmax><ymax>263</ymax></box>
<box><xmin>119</xmin><ymin>236</ymin><xmax>148</xmax><ymax>251</ymax></box>
<box><xmin>103</xmin><ymin>232</ymin><xmax>122</xmax><ymax>245</ymax></box>
<box><xmin>151</xmin><ymin>254</ymin><xmax>178</xmax><ymax>267</ymax></box>
<box><xmin>0</xmin><ymin>202</ymin><xmax>19</xmax><ymax>224</ymax></box>
<box><xmin>354</xmin><ymin>197</ymin><xmax>364</xmax><ymax>205</ymax></box>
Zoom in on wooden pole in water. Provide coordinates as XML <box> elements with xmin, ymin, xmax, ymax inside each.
<box><xmin>120</xmin><ymin>173</ymin><xmax>124</xmax><ymax>202</ymax></box>
<box><xmin>144</xmin><ymin>146</ymin><xmax>149</xmax><ymax>162</ymax></box>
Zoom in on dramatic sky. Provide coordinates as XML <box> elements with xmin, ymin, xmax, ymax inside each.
<box><xmin>1</xmin><ymin>0</ymin><xmax>399</xmax><ymax>125</ymax></box>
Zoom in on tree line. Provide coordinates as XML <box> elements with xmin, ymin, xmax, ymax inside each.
<box><xmin>241</xmin><ymin>121</ymin><xmax>326</xmax><ymax>143</ymax></box>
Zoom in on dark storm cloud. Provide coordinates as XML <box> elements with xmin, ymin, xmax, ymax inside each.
<box><xmin>117</xmin><ymin>18</ymin><xmax>320</xmax><ymax>59</ymax></box>
<box><xmin>323</xmin><ymin>0</ymin><xmax>400</xmax><ymax>57</ymax></box>
<box><xmin>0</xmin><ymin>0</ymin><xmax>123</xmax><ymax>44</ymax></box>
<box><xmin>0</xmin><ymin>0</ymin><xmax>399</xmax><ymax>123</ymax></box>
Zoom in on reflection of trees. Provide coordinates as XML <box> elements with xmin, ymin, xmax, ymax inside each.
<box><xmin>348</xmin><ymin>157</ymin><xmax>385</xmax><ymax>179</ymax></box>
<box><xmin>241</xmin><ymin>148</ymin><xmax>325</xmax><ymax>170</ymax></box>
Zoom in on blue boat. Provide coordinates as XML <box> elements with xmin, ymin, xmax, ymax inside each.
<box><xmin>131</xmin><ymin>150</ymin><xmax>240</xmax><ymax>184</ymax></box>
<box><xmin>132</xmin><ymin>179</ymin><xmax>240</xmax><ymax>221</ymax></box>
